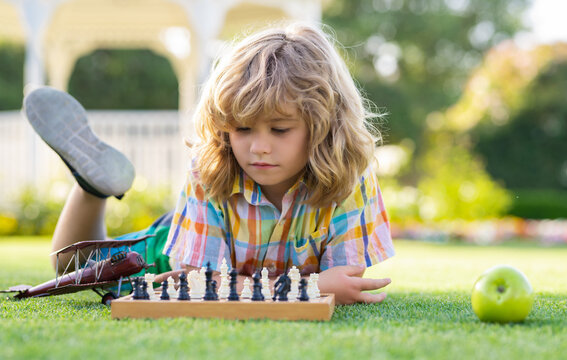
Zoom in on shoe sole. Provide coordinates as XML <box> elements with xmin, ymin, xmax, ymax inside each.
<box><xmin>23</xmin><ymin>87</ymin><xmax>135</xmax><ymax>196</ymax></box>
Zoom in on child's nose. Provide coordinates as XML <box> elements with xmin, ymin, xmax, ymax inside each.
<box><xmin>250</xmin><ymin>135</ymin><xmax>271</xmax><ymax>154</ymax></box>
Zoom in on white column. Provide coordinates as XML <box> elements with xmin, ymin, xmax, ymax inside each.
<box><xmin>14</xmin><ymin>0</ymin><xmax>63</xmax><ymax>186</ymax></box>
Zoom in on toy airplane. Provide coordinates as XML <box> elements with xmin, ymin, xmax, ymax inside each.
<box><xmin>1</xmin><ymin>236</ymin><xmax>154</xmax><ymax>305</ymax></box>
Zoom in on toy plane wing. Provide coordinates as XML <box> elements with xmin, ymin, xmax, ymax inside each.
<box><xmin>51</xmin><ymin>235</ymin><xmax>155</xmax><ymax>255</ymax></box>
<box><xmin>0</xmin><ymin>285</ymin><xmax>33</xmax><ymax>293</ymax></box>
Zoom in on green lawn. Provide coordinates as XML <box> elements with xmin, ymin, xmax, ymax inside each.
<box><xmin>1</xmin><ymin>237</ymin><xmax>566</xmax><ymax>360</ymax></box>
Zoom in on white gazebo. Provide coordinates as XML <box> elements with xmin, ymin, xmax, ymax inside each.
<box><xmin>0</xmin><ymin>0</ymin><xmax>322</xmax><ymax>200</ymax></box>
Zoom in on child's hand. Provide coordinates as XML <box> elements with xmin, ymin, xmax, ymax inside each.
<box><xmin>318</xmin><ymin>265</ymin><xmax>391</xmax><ymax>305</ymax></box>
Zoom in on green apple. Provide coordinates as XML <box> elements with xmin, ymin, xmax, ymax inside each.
<box><xmin>471</xmin><ymin>265</ymin><xmax>534</xmax><ymax>323</ymax></box>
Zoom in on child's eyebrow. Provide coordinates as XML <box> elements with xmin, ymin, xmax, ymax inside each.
<box><xmin>269</xmin><ymin>117</ymin><xmax>298</xmax><ymax>123</ymax></box>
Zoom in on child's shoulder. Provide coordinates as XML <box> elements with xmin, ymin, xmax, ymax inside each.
<box><xmin>338</xmin><ymin>166</ymin><xmax>381</xmax><ymax>209</ymax></box>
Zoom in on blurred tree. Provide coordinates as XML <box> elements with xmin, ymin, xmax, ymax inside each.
<box><xmin>323</xmin><ymin>0</ymin><xmax>530</xmax><ymax>154</ymax></box>
<box><xmin>68</xmin><ymin>49</ymin><xmax>178</xmax><ymax>109</ymax></box>
<box><xmin>445</xmin><ymin>42</ymin><xmax>567</xmax><ymax>218</ymax></box>
<box><xmin>0</xmin><ymin>42</ymin><xmax>24</xmax><ymax>110</ymax></box>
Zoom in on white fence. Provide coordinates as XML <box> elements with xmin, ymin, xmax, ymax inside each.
<box><xmin>0</xmin><ymin>110</ymin><xmax>190</xmax><ymax>204</ymax></box>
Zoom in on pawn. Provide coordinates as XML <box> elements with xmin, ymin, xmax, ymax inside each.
<box><xmin>228</xmin><ymin>268</ymin><xmax>239</xmax><ymax>301</ymax></box>
<box><xmin>298</xmin><ymin>278</ymin><xmax>310</xmax><ymax>301</ymax></box>
<box><xmin>241</xmin><ymin>277</ymin><xmax>252</xmax><ymax>300</ymax></box>
<box><xmin>251</xmin><ymin>270</ymin><xmax>264</xmax><ymax>301</ymax></box>
<box><xmin>210</xmin><ymin>280</ymin><xmax>218</xmax><ymax>300</ymax></box>
<box><xmin>132</xmin><ymin>277</ymin><xmax>143</xmax><ymax>300</ymax></box>
<box><xmin>177</xmin><ymin>272</ymin><xmax>190</xmax><ymax>301</ymax></box>
<box><xmin>141</xmin><ymin>280</ymin><xmax>150</xmax><ymax>300</ymax></box>
<box><xmin>160</xmin><ymin>280</ymin><xmax>170</xmax><ymax>301</ymax></box>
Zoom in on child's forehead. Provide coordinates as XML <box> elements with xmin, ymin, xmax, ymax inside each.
<box><xmin>233</xmin><ymin>103</ymin><xmax>301</xmax><ymax>125</ymax></box>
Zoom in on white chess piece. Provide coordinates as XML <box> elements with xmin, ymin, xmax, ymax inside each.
<box><xmin>288</xmin><ymin>266</ymin><xmax>300</xmax><ymax>301</ymax></box>
<box><xmin>144</xmin><ymin>273</ymin><xmax>157</xmax><ymax>300</ymax></box>
<box><xmin>307</xmin><ymin>277</ymin><xmax>315</xmax><ymax>299</ymax></box>
<box><xmin>167</xmin><ymin>276</ymin><xmax>179</xmax><ymax>299</ymax></box>
<box><xmin>188</xmin><ymin>270</ymin><xmax>201</xmax><ymax>300</ymax></box>
<box><xmin>219</xmin><ymin>258</ymin><xmax>230</xmax><ymax>299</ymax></box>
<box><xmin>311</xmin><ymin>273</ymin><xmax>320</xmax><ymax>299</ymax></box>
<box><xmin>261</xmin><ymin>267</ymin><xmax>272</xmax><ymax>299</ymax></box>
<box><xmin>241</xmin><ymin>277</ymin><xmax>252</xmax><ymax>300</ymax></box>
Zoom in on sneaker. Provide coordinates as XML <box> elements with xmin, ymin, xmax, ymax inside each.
<box><xmin>23</xmin><ymin>87</ymin><xmax>135</xmax><ymax>199</ymax></box>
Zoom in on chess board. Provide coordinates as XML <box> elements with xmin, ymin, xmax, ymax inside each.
<box><xmin>111</xmin><ymin>292</ymin><xmax>335</xmax><ymax>321</ymax></box>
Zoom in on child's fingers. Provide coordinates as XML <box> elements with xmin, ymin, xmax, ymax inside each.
<box><xmin>343</xmin><ymin>264</ymin><xmax>366</xmax><ymax>277</ymax></box>
<box><xmin>356</xmin><ymin>277</ymin><xmax>391</xmax><ymax>291</ymax></box>
<box><xmin>357</xmin><ymin>291</ymin><xmax>387</xmax><ymax>304</ymax></box>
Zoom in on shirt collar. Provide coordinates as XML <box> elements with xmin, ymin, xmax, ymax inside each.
<box><xmin>230</xmin><ymin>170</ymin><xmax>307</xmax><ymax>206</ymax></box>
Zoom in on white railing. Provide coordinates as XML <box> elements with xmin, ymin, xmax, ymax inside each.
<box><xmin>0</xmin><ymin>110</ymin><xmax>190</xmax><ymax>203</ymax></box>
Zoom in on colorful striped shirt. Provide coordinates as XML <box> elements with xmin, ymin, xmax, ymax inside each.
<box><xmin>163</xmin><ymin>165</ymin><xmax>394</xmax><ymax>276</ymax></box>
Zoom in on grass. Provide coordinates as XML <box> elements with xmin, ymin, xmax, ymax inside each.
<box><xmin>1</xmin><ymin>237</ymin><xmax>566</xmax><ymax>360</ymax></box>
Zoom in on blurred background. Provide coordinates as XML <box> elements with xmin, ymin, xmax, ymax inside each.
<box><xmin>0</xmin><ymin>0</ymin><xmax>565</xmax><ymax>243</ymax></box>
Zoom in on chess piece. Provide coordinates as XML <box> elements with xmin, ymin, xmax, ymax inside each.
<box><xmin>144</xmin><ymin>273</ymin><xmax>157</xmax><ymax>300</ymax></box>
<box><xmin>311</xmin><ymin>273</ymin><xmax>320</xmax><ymax>299</ymax></box>
<box><xmin>241</xmin><ymin>277</ymin><xmax>252</xmax><ymax>300</ymax></box>
<box><xmin>251</xmin><ymin>270</ymin><xmax>264</xmax><ymax>301</ymax></box>
<box><xmin>160</xmin><ymin>280</ymin><xmax>170</xmax><ymax>300</ymax></box>
<box><xmin>168</xmin><ymin>276</ymin><xmax>178</xmax><ymax>299</ymax></box>
<box><xmin>204</xmin><ymin>261</ymin><xmax>217</xmax><ymax>301</ymax></box>
<box><xmin>272</xmin><ymin>273</ymin><xmax>291</xmax><ymax>302</ymax></box>
<box><xmin>228</xmin><ymin>268</ymin><xmax>239</xmax><ymax>301</ymax></box>
<box><xmin>141</xmin><ymin>280</ymin><xmax>150</xmax><ymax>300</ymax></box>
<box><xmin>177</xmin><ymin>272</ymin><xmax>190</xmax><ymax>301</ymax></box>
<box><xmin>188</xmin><ymin>270</ymin><xmax>201</xmax><ymax>300</ymax></box>
<box><xmin>132</xmin><ymin>277</ymin><xmax>143</xmax><ymax>300</ymax></box>
<box><xmin>288</xmin><ymin>266</ymin><xmax>300</xmax><ymax>301</ymax></box>
<box><xmin>261</xmin><ymin>267</ymin><xmax>271</xmax><ymax>299</ymax></box>
<box><xmin>219</xmin><ymin>258</ymin><xmax>230</xmax><ymax>299</ymax></box>
<box><xmin>210</xmin><ymin>280</ymin><xmax>218</xmax><ymax>300</ymax></box>
<box><xmin>298</xmin><ymin>278</ymin><xmax>310</xmax><ymax>301</ymax></box>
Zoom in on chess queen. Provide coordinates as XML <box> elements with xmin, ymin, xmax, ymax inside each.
<box><xmin>23</xmin><ymin>23</ymin><xmax>394</xmax><ymax>305</ymax></box>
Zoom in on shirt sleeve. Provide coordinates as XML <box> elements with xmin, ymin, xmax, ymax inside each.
<box><xmin>162</xmin><ymin>168</ymin><xmax>230</xmax><ymax>272</ymax></box>
<box><xmin>319</xmin><ymin>167</ymin><xmax>394</xmax><ymax>270</ymax></box>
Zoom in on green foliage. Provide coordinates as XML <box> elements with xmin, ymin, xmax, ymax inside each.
<box><xmin>68</xmin><ymin>49</ymin><xmax>179</xmax><ymax>109</ymax></box>
<box><xmin>10</xmin><ymin>186</ymin><xmax>66</xmax><ymax>236</ymax></box>
<box><xmin>0</xmin><ymin>41</ymin><xmax>24</xmax><ymax>110</ymax></box>
<box><xmin>417</xmin><ymin>132</ymin><xmax>511</xmax><ymax>221</ymax></box>
<box><xmin>473</xmin><ymin>59</ymin><xmax>567</xmax><ymax>191</ymax></box>
<box><xmin>2</xmin><ymin>240</ymin><xmax>567</xmax><ymax>360</ymax></box>
<box><xmin>323</xmin><ymin>0</ymin><xmax>529</xmax><ymax>145</ymax></box>
<box><xmin>105</xmin><ymin>183</ymin><xmax>174</xmax><ymax>236</ymax></box>
<box><xmin>508</xmin><ymin>189</ymin><xmax>567</xmax><ymax>219</ymax></box>
<box><xmin>0</xmin><ymin>182</ymin><xmax>174</xmax><ymax>236</ymax></box>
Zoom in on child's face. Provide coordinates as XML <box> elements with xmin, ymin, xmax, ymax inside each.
<box><xmin>229</xmin><ymin>106</ymin><xmax>309</xmax><ymax>200</ymax></box>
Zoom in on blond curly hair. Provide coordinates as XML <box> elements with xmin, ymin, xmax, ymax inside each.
<box><xmin>192</xmin><ymin>22</ymin><xmax>382</xmax><ymax>207</ymax></box>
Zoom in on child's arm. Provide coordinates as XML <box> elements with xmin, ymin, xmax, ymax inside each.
<box><xmin>318</xmin><ymin>265</ymin><xmax>391</xmax><ymax>305</ymax></box>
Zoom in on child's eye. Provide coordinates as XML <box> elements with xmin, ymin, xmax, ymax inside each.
<box><xmin>235</xmin><ymin>127</ymin><xmax>250</xmax><ymax>132</ymax></box>
<box><xmin>272</xmin><ymin>128</ymin><xmax>289</xmax><ymax>134</ymax></box>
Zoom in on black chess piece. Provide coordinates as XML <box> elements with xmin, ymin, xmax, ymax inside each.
<box><xmin>141</xmin><ymin>280</ymin><xmax>150</xmax><ymax>300</ymax></box>
<box><xmin>298</xmin><ymin>278</ymin><xmax>310</xmax><ymax>302</ymax></box>
<box><xmin>211</xmin><ymin>280</ymin><xmax>218</xmax><ymax>300</ymax></box>
<box><xmin>177</xmin><ymin>272</ymin><xmax>190</xmax><ymax>301</ymax></box>
<box><xmin>228</xmin><ymin>268</ymin><xmax>239</xmax><ymax>301</ymax></box>
<box><xmin>272</xmin><ymin>273</ymin><xmax>291</xmax><ymax>302</ymax></box>
<box><xmin>204</xmin><ymin>262</ymin><xmax>217</xmax><ymax>301</ymax></box>
<box><xmin>160</xmin><ymin>280</ymin><xmax>170</xmax><ymax>300</ymax></box>
<box><xmin>132</xmin><ymin>277</ymin><xmax>143</xmax><ymax>300</ymax></box>
<box><xmin>251</xmin><ymin>270</ymin><xmax>264</xmax><ymax>301</ymax></box>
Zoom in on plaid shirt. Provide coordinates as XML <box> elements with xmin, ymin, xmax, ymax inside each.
<box><xmin>163</xmin><ymin>166</ymin><xmax>394</xmax><ymax>276</ymax></box>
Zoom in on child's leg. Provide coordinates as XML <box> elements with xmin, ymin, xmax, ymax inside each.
<box><xmin>50</xmin><ymin>184</ymin><xmax>107</xmax><ymax>271</ymax></box>
<box><xmin>23</xmin><ymin>87</ymin><xmax>135</xmax><ymax>272</ymax></box>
